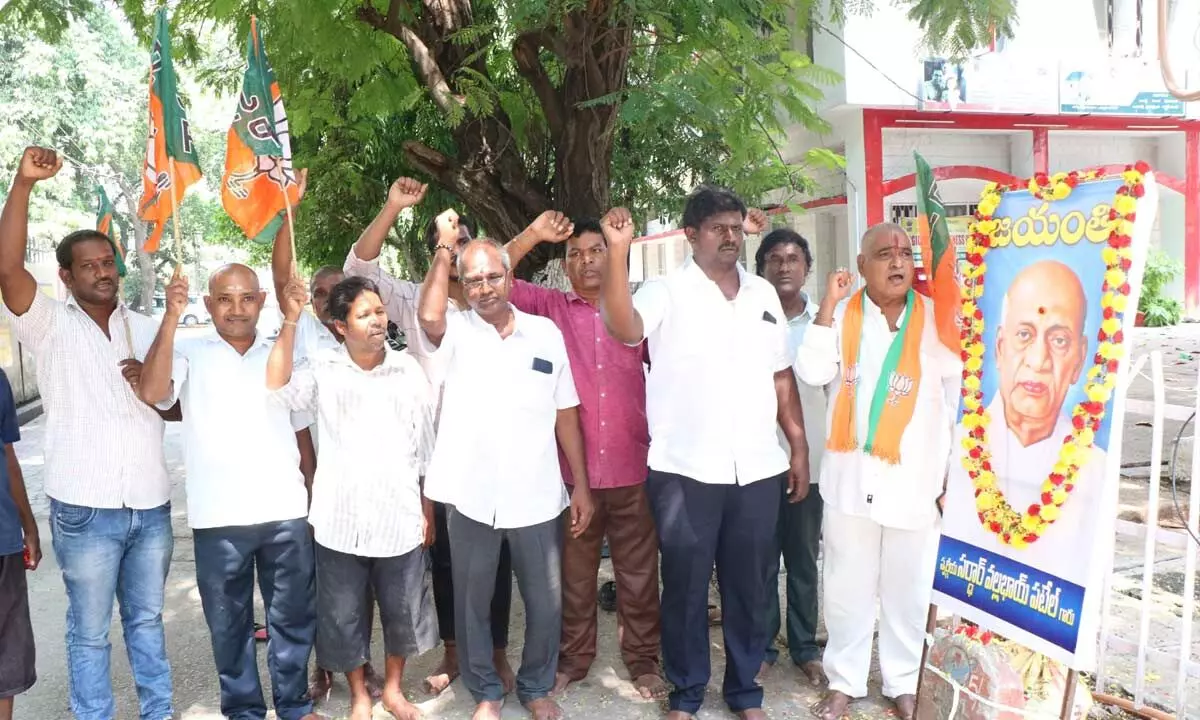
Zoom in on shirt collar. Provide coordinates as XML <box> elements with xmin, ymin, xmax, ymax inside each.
<box><xmin>680</xmin><ymin>256</ymin><xmax>749</xmax><ymax>291</ymax></box>
<box><xmin>65</xmin><ymin>294</ymin><xmax>127</xmax><ymax>318</ymax></box>
<box><xmin>787</xmin><ymin>293</ymin><xmax>820</xmax><ymax>325</ymax></box>
<box><xmin>466</xmin><ymin>303</ymin><xmax>534</xmax><ymax>337</ymax></box>
<box><xmin>862</xmin><ymin>290</ymin><xmax>908</xmax><ymax>328</ymax></box>
<box><xmin>328</xmin><ymin>344</ymin><xmax>410</xmax><ymax>372</ymax></box>
<box><xmin>202</xmin><ymin>330</ymin><xmax>272</xmax><ymax>353</ymax></box>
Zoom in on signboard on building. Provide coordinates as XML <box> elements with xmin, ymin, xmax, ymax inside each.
<box><xmin>1060</xmin><ymin>60</ymin><xmax>1185</xmax><ymax>116</ymax></box>
<box><xmin>918</xmin><ymin>54</ymin><xmax>1058</xmax><ymax>114</ymax></box>
<box><xmin>932</xmin><ymin>172</ymin><xmax>1158</xmax><ymax>668</ymax></box>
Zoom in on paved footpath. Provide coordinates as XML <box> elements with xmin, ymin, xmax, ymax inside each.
<box><xmin>17</xmin><ymin>324</ymin><xmax>1200</xmax><ymax>719</ymax></box>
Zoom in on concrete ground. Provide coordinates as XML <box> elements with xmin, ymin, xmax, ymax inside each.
<box><xmin>12</xmin><ymin>324</ymin><xmax>1200</xmax><ymax>719</ymax></box>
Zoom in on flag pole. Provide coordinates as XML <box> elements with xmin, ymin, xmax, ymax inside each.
<box><xmin>168</xmin><ymin>156</ymin><xmax>185</xmax><ymax>280</ymax></box>
<box><xmin>282</xmin><ymin>182</ymin><xmax>297</xmax><ymax>277</ymax></box>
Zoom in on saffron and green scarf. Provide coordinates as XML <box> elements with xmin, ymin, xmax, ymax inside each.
<box><xmin>826</xmin><ymin>289</ymin><xmax>925</xmax><ymax>465</ymax></box>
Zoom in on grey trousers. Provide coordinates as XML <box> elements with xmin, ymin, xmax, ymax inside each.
<box><xmin>448</xmin><ymin>507</ymin><xmax>563</xmax><ymax>704</ymax></box>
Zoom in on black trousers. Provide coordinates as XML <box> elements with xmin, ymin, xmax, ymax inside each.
<box><xmin>647</xmin><ymin>470</ymin><xmax>782</xmax><ymax>715</ymax></box>
<box><xmin>431</xmin><ymin>501</ymin><xmax>512</xmax><ymax>647</ymax></box>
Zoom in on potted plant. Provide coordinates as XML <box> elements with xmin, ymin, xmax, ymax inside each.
<box><xmin>1136</xmin><ymin>249</ymin><xmax>1184</xmax><ymax>327</ymax></box>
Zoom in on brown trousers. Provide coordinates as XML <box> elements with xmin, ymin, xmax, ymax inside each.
<box><xmin>559</xmin><ymin>484</ymin><xmax>661</xmax><ymax>681</ymax></box>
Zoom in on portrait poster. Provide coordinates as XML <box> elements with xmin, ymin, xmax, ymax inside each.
<box><xmin>932</xmin><ymin>172</ymin><xmax>1158</xmax><ymax>668</ymax></box>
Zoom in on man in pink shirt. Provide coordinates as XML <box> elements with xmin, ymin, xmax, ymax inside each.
<box><xmin>504</xmin><ymin>219</ymin><xmax>666</xmax><ymax>700</ymax></box>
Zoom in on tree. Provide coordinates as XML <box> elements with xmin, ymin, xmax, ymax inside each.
<box><xmin>4</xmin><ymin>0</ymin><xmax>1018</xmax><ymax>279</ymax></box>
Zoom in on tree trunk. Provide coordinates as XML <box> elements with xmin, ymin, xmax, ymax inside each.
<box><xmin>359</xmin><ymin>0</ymin><xmax>632</xmax><ymax>281</ymax></box>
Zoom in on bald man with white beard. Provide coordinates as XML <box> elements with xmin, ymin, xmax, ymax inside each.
<box><xmin>943</xmin><ymin>260</ymin><xmax>1107</xmax><ymax>586</ymax></box>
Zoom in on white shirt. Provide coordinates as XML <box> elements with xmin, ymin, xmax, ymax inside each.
<box><xmin>271</xmin><ymin>345</ymin><xmax>434</xmax><ymax>557</ymax></box>
<box><xmin>633</xmin><ymin>258</ymin><xmax>790</xmax><ymax>486</ymax></box>
<box><xmin>294</xmin><ymin>310</ymin><xmax>340</xmax><ymax>363</ymax></box>
<box><xmin>160</xmin><ymin>332</ymin><xmax>311</xmax><ymax>529</ymax></box>
<box><xmin>5</xmin><ymin>291</ymin><xmax>170</xmax><ymax>509</ymax></box>
<box><xmin>794</xmin><ymin>294</ymin><xmax>961</xmax><ymax>530</ymax></box>
<box><xmin>423</xmin><ymin>308</ymin><xmax>578</xmax><ymax>529</ymax></box>
<box><xmin>942</xmin><ymin>399</ymin><xmax>1107</xmax><ymax>585</ymax></box>
<box><xmin>779</xmin><ymin>295</ymin><xmax>826</xmax><ymax>481</ymax></box>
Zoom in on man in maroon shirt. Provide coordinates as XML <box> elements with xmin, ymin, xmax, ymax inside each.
<box><xmin>505</xmin><ymin>219</ymin><xmax>666</xmax><ymax>700</ymax></box>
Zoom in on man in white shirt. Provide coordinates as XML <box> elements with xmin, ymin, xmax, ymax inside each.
<box><xmin>755</xmin><ymin>228</ymin><xmax>828</xmax><ymax>687</ymax></box>
<box><xmin>137</xmin><ymin>264</ymin><xmax>318</xmax><ymax>720</ymax></box>
<box><xmin>418</xmin><ymin>237</ymin><xmax>594</xmax><ymax>720</ymax></box>
<box><xmin>0</xmin><ymin>147</ymin><xmax>176</xmax><ymax>720</ymax></box>
<box><xmin>794</xmin><ymin>224</ymin><xmax>960</xmax><ymax>720</ymax></box>
<box><xmin>345</xmin><ymin>180</ymin><xmax>572</xmax><ymax>695</ymax></box>
<box><xmin>598</xmin><ymin>189</ymin><xmax>811</xmax><ymax>720</ymax></box>
<box><xmin>267</xmin><ymin>274</ymin><xmax>438</xmax><ymax>720</ymax></box>
<box><xmin>943</xmin><ymin>260</ymin><xmax>1106</xmax><ymax>585</ymax></box>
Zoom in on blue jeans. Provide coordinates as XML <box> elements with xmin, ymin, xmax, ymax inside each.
<box><xmin>50</xmin><ymin>500</ymin><xmax>174</xmax><ymax>720</ymax></box>
<box><xmin>193</xmin><ymin>518</ymin><xmax>315</xmax><ymax>720</ymax></box>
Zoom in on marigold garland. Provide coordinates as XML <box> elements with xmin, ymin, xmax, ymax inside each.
<box><xmin>962</xmin><ymin>161</ymin><xmax>1149</xmax><ymax>548</ymax></box>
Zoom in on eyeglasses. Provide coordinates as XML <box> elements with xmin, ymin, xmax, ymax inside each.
<box><xmin>462</xmin><ymin>274</ymin><xmax>506</xmax><ymax>292</ymax></box>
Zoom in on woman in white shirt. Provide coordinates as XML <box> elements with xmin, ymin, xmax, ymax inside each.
<box><xmin>267</xmin><ymin>275</ymin><xmax>436</xmax><ymax>720</ymax></box>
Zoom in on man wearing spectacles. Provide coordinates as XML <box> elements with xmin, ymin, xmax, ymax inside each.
<box><xmin>417</xmin><ymin>235</ymin><xmax>595</xmax><ymax>720</ymax></box>
<box><xmin>344</xmin><ymin>181</ymin><xmax>571</xmax><ymax>696</ymax></box>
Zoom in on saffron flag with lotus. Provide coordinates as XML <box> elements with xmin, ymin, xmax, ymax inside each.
<box><xmin>138</xmin><ymin>7</ymin><xmax>202</xmax><ymax>253</ymax></box>
<box><xmin>95</xmin><ymin>186</ymin><xmax>127</xmax><ymax>277</ymax></box>
<box><xmin>912</xmin><ymin>151</ymin><xmax>961</xmax><ymax>352</ymax></box>
<box><xmin>222</xmin><ymin>16</ymin><xmax>300</xmax><ymax>243</ymax></box>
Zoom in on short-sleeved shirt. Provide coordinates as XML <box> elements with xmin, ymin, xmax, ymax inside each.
<box><xmin>4</xmin><ymin>291</ymin><xmax>169</xmax><ymax>509</ymax></box>
<box><xmin>423</xmin><ymin>307</ymin><xmax>580</xmax><ymax>528</ymax></box>
<box><xmin>509</xmin><ymin>280</ymin><xmax>649</xmax><ymax>489</ymax></box>
<box><xmin>159</xmin><ymin>333</ymin><xmax>312</xmax><ymax>529</ymax></box>
<box><xmin>633</xmin><ymin>258</ymin><xmax>791</xmax><ymax>486</ymax></box>
<box><xmin>0</xmin><ymin>370</ymin><xmax>22</xmax><ymax>556</ymax></box>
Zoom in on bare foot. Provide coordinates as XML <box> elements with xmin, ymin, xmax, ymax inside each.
<box><xmin>707</xmin><ymin>604</ymin><xmax>721</xmax><ymax>626</ymax></box>
<box><xmin>350</xmin><ymin>693</ymin><xmax>374</xmax><ymax>720</ymax></box>
<box><xmin>308</xmin><ymin>667</ymin><xmax>333</xmax><ymax>703</ymax></box>
<box><xmin>813</xmin><ymin>690</ymin><xmax>852</xmax><ymax>720</ymax></box>
<box><xmin>524</xmin><ymin>697</ymin><xmax>564</xmax><ymax>720</ymax></box>
<box><xmin>495</xmin><ymin>648</ymin><xmax>516</xmax><ymax>696</ymax></box>
<box><xmin>737</xmin><ymin>710</ymin><xmax>767</xmax><ymax>720</ymax></box>
<box><xmin>299</xmin><ymin>714</ymin><xmax>322</xmax><ymax>720</ymax></box>
<box><xmin>365</xmin><ymin>662</ymin><xmax>385</xmax><ymax>700</ymax></box>
<box><xmin>756</xmin><ymin>660</ymin><xmax>770</xmax><ymax>684</ymax></box>
<box><xmin>551</xmin><ymin>672</ymin><xmax>574</xmax><ymax>696</ymax></box>
<box><xmin>382</xmin><ymin>686</ymin><xmax>424</xmax><ymax>720</ymax></box>
<box><xmin>633</xmin><ymin>673</ymin><xmax>668</xmax><ymax>700</ymax></box>
<box><xmin>891</xmin><ymin>693</ymin><xmax>916</xmax><ymax>720</ymax></box>
<box><xmin>423</xmin><ymin>647</ymin><xmax>460</xmax><ymax>695</ymax></box>
<box><xmin>666</xmin><ymin>712</ymin><xmax>694</xmax><ymax>720</ymax></box>
<box><xmin>472</xmin><ymin>700</ymin><xmax>503</xmax><ymax>720</ymax></box>
<box><xmin>800</xmin><ymin>660</ymin><xmax>829</xmax><ymax>688</ymax></box>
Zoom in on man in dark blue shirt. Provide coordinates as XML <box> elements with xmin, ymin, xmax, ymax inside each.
<box><xmin>0</xmin><ymin>367</ymin><xmax>37</xmax><ymax>720</ymax></box>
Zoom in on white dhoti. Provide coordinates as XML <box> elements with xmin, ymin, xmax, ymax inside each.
<box><xmin>821</xmin><ymin>503</ymin><xmax>939</xmax><ymax>699</ymax></box>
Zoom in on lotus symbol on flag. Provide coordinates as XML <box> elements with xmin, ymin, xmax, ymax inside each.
<box><xmin>887</xmin><ymin>373</ymin><xmax>914</xmax><ymax>406</ymax></box>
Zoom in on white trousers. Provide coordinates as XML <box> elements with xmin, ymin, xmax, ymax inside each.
<box><xmin>821</xmin><ymin>504</ymin><xmax>938</xmax><ymax>699</ymax></box>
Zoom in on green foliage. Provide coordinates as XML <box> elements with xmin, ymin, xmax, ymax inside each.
<box><xmin>821</xmin><ymin>0</ymin><xmax>1016</xmax><ymax>58</ymax></box>
<box><xmin>1138</xmin><ymin>249</ymin><xmax>1184</xmax><ymax>328</ymax></box>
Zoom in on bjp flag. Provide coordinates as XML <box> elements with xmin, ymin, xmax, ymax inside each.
<box><xmin>221</xmin><ymin>16</ymin><xmax>299</xmax><ymax>243</ymax></box>
<box><xmin>138</xmin><ymin>7</ymin><xmax>202</xmax><ymax>253</ymax></box>
<box><xmin>95</xmin><ymin>187</ymin><xmax>127</xmax><ymax>277</ymax></box>
<box><xmin>912</xmin><ymin>151</ymin><xmax>961</xmax><ymax>352</ymax></box>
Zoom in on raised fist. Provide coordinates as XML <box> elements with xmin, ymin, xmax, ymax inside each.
<box><xmin>600</xmin><ymin>207</ymin><xmax>635</xmax><ymax>248</ymax></box>
<box><xmin>387</xmin><ymin>177</ymin><xmax>428</xmax><ymax>210</ymax></box>
<box><xmin>744</xmin><ymin>207</ymin><xmax>769</xmax><ymax>235</ymax></box>
<box><xmin>17</xmin><ymin>147</ymin><xmax>63</xmax><ymax>184</ymax></box>
<box><xmin>281</xmin><ymin>276</ymin><xmax>309</xmax><ymax>322</ymax></box>
<box><xmin>528</xmin><ymin>210</ymin><xmax>573</xmax><ymax>244</ymax></box>
<box><xmin>824</xmin><ymin>268</ymin><xmax>856</xmax><ymax>305</ymax></box>
<box><xmin>164</xmin><ymin>273</ymin><xmax>189</xmax><ymax>320</ymax></box>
